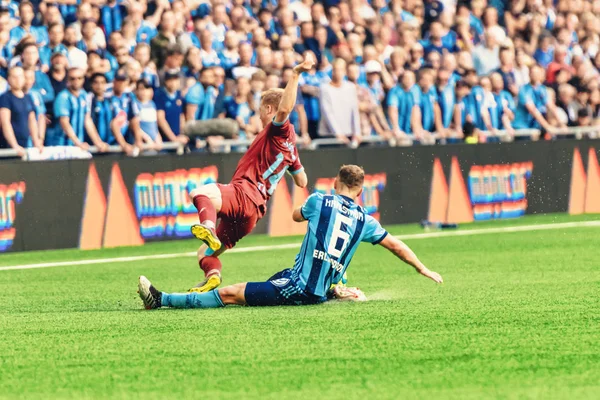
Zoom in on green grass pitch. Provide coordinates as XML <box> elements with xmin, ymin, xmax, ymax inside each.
<box><xmin>1</xmin><ymin>214</ymin><xmax>599</xmax><ymax>399</ymax></box>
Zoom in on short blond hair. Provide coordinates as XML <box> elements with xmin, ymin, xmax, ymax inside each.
<box><xmin>260</xmin><ymin>88</ymin><xmax>284</xmax><ymax>109</ymax></box>
<box><xmin>338</xmin><ymin>165</ymin><xmax>365</xmax><ymax>189</ymax></box>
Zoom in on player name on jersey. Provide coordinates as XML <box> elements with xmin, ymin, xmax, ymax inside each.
<box><xmin>324</xmin><ymin>197</ymin><xmax>365</xmax><ymax>221</ymax></box>
<box><xmin>312</xmin><ymin>249</ymin><xmax>345</xmax><ymax>272</ymax></box>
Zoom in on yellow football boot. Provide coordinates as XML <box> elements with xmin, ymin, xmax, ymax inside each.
<box><xmin>188</xmin><ymin>274</ymin><xmax>222</xmax><ymax>293</ymax></box>
<box><xmin>190</xmin><ymin>223</ymin><xmax>221</xmax><ymax>252</ymax></box>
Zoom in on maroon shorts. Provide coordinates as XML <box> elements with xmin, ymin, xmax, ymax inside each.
<box><xmin>217</xmin><ymin>181</ymin><xmax>266</xmax><ymax>249</ymax></box>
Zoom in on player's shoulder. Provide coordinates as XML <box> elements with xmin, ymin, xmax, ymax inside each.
<box><xmin>266</xmin><ymin>117</ymin><xmax>296</xmax><ymax>138</ymax></box>
<box><xmin>364</xmin><ymin>212</ymin><xmax>379</xmax><ymax>225</ymax></box>
<box><xmin>302</xmin><ymin>192</ymin><xmax>325</xmax><ymax>215</ymax></box>
<box><xmin>308</xmin><ymin>192</ymin><xmax>325</xmax><ymax>202</ymax></box>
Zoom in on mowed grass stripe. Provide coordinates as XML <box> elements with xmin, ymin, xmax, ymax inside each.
<box><xmin>1</xmin><ymin>220</ymin><xmax>599</xmax><ymax>272</ymax></box>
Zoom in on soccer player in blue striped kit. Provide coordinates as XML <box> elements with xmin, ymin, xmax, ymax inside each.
<box><xmin>138</xmin><ymin>165</ymin><xmax>443</xmax><ymax>309</ymax></box>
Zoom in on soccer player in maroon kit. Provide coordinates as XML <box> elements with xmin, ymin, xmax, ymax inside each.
<box><xmin>188</xmin><ymin>54</ymin><xmax>314</xmax><ymax>293</ymax></box>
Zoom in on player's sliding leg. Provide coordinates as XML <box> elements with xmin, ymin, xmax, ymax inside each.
<box><xmin>139</xmin><ymin>276</ymin><xmax>246</xmax><ymax>309</ymax></box>
<box><xmin>189</xmin><ymin>184</ymin><xmax>222</xmax><ymax>252</ymax></box>
<box><xmin>138</xmin><ymin>271</ymin><xmax>328</xmax><ymax>309</ymax></box>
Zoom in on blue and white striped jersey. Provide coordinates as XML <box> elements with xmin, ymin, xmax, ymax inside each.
<box><xmin>290</xmin><ymin>193</ymin><xmax>388</xmax><ymax>297</ymax></box>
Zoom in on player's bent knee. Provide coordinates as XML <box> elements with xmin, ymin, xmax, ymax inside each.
<box><xmin>218</xmin><ymin>283</ymin><xmax>247</xmax><ymax>305</ymax></box>
<box><xmin>190</xmin><ymin>184</ymin><xmax>220</xmax><ymax>199</ymax></box>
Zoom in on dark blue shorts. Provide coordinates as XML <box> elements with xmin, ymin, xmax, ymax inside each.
<box><xmin>244</xmin><ymin>269</ymin><xmax>327</xmax><ymax>307</ymax></box>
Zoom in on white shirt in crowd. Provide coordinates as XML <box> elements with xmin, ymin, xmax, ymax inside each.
<box><xmin>318</xmin><ymin>81</ymin><xmax>361</xmax><ymax>138</ymax></box>
<box><xmin>69</xmin><ymin>22</ymin><xmax>107</xmax><ymax>48</ymax></box>
<box><xmin>67</xmin><ymin>47</ymin><xmax>88</xmax><ymax>70</ymax></box>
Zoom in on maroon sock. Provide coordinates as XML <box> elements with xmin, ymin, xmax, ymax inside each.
<box><xmin>200</xmin><ymin>256</ymin><xmax>222</xmax><ymax>278</ymax></box>
<box><xmin>193</xmin><ymin>194</ymin><xmax>216</xmax><ymax>229</ymax></box>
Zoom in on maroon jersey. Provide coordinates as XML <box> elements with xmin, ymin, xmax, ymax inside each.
<box><xmin>231</xmin><ymin>119</ymin><xmax>304</xmax><ymax>207</ymax></box>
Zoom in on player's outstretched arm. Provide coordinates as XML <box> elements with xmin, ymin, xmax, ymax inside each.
<box><xmin>379</xmin><ymin>235</ymin><xmax>443</xmax><ymax>283</ymax></box>
<box><xmin>275</xmin><ymin>53</ymin><xmax>315</xmax><ymax>124</ymax></box>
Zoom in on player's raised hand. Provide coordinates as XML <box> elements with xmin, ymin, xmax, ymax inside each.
<box><xmin>419</xmin><ymin>268</ymin><xmax>443</xmax><ymax>284</ymax></box>
<box><xmin>293</xmin><ymin>53</ymin><xmax>315</xmax><ymax>74</ymax></box>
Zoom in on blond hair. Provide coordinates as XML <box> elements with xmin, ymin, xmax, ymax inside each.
<box><xmin>338</xmin><ymin>165</ymin><xmax>365</xmax><ymax>189</ymax></box>
<box><xmin>260</xmin><ymin>88</ymin><xmax>284</xmax><ymax>109</ymax></box>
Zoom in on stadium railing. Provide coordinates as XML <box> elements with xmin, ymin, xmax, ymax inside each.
<box><xmin>1</xmin><ymin>126</ymin><xmax>599</xmax><ymax>159</ymax></box>
<box><xmin>478</xmin><ymin>129</ymin><xmax>542</xmax><ymax>141</ymax></box>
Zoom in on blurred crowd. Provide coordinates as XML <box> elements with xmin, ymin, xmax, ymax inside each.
<box><xmin>1</xmin><ymin>0</ymin><xmax>600</xmax><ymax>156</ymax></box>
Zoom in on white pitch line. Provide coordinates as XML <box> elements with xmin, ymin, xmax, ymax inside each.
<box><xmin>0</xmin><ymin>220</ymin><xmax>599</xmax><ymax>272</ymax></box>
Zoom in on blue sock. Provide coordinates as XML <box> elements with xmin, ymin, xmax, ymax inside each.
<box><xmin>161</xmin><ymin>290</ymin><xmax>225</xmax><ymax>309</ymax></box>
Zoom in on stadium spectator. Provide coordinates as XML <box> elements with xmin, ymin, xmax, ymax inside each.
<box><xmin>0</xmin><ymin>66</ymin><xmax>41</xmax><ymax>156</ymax></box>
<box><xmin>318</xmin><ymin>58</ymin><xmax>361</xmax><ymax>144</ymax></box>
<box><xmin>54</xmin><ymin>67</ymin><xmax>107</xmax><ymax>151</ymax></box>
<box><xmin>219</xmin><ymin>31</ymin><xmax>241</xmax><ymax>76</ymax></box>
<box><xmin>48</xmin><ymin>53</ymin><xmax>68</xmax><ymax>105</ymax></box>
<box><xmin>232</xmin><ymin>42</ymin><xmax>258</xmax><ymax>79</ymax></box>
<box><xmin>19</xmin><ymin>42</ymin><xmax>54</xmax><ymax>104</ymax></box>
<box><xmin>496</xmin><ymin>47</ymin><xmax>518</xmax><ymax>96</ymax></box>
<box><xmin>127</xmin><ymin>1</ymin><xmax>157</xmax><ymax>45</ymax></box>
<box><xmin>183</xmin><ymin>46</ymin><xmax>202</xmax><ymax>86</ymax></box>
<box><xmin>134</xmin><ymin>43</ymin><xmax>159</xmax><ymax>89</ymax></box>
<box><xmin>533</xmin><ymin>33</ymin><xmax>555</xmax><ymax>69</ymax></box>
<box><xmin>224</xmin><ymin>76</ymin><xmax>260</xmax><ymax>140</ymax></box>
<box><xmin>88</xmin><ymin>73</ymin><xmax>115</xmax><ymax>146</ymax></box>
<box><xmin>412</xmin><ymin>68</ymin><xmax>444</xmax><ymax>142</ymax></box>
<box><xmin>490</xmin><ymin>72</ymin><xmax>516</xmax><ymax>134</ymax></box>
<box><xmin>9</xmin><ymin>2</ymin><xmax>47</xmax><ymax>50</ymax></box>
<box><xmin>546</xmin><ymin>46</ymin><xmax>574</xmax><ymax>85</ymax></box>
<box><xmin>206</xmin><ymin>4</ymin><xmax>227</xmax><ymax>51</ymax></box>
<box><xmin>150</xmin><ymin>10</ymin><xmax>182</xmax><ymax>70</ymax></box>
<box><xmin>77</xmin><ymin>19</ymin><xmax>103</xmax><ymax>54</ymax></box>
<box><xmin>451</xmin><ymin>80</ymin><xmax>471</xmax><ymax>143</ymax></box>
<box><xmin>24</xmin><ymin>68</ymin><xmax>46</xmax><ymax>146</ymax></box>
<box><xmin>85</xmin><ymin>50</ymin><xmax>110</xmax><ymax>89</ymax></box>
<box><xmin>387</xmin><ymin>70</ymin><xmax>418</xmax><ymax>140</ymax></box>
<box><xmin>265</xmin><ymin>72</ymin><xmax>281</xmax><ymax>91</ymax></box>
<box><xmin>154</xmin><ymin>69</ymin><xmax>188</xmax><ymax>145</ymax></box>
<box><xmin>513</xmin><ymin>65</ymin><xmax>562</xmax><ymax>134</ymax></box>
<box><xmin>110</xmin><ymin>70</ymin><xmax>142</xmax><ymax>155</ymax></box>
<box><xmin>70</xmin><ymin>1</ymin><xmax>106</xmax><ymax>48</ymax></box>
<box><xmin>475</xmin><ymin>75</ymin><xmax>504</xmax><ymax>142</ymax></box>
<box><xmin>40</xmin><ymin>23</ymin><xmax>67</xmax><ymax>71</ymax></box>
<box><xmin>348</xmin><ymin>61</ymin><xmax>391</xmax><ymax>139</ymax></box>
<box><xmin>437</xmin><ymin>68</ymin><xmax>455</xmax><ymax>132</ymax></box>
<box><xmin>64</xmin><ymin>26</ymin><xmax>87</xmax><ymax>70</ymax></box>
<box><xmin>101</xmin><ymin>0</ymin><xmax>124</xmax><ymax>38</ymax></box>
<box><xmin>514</xmin><ymin>48</ymin><xmax>531</xmax><ymax>89</ymax></box>
<box><xmin>197</xmin><ymin>28</ymin><xmax>221</xmax><ymax>68</ymax></box>
<box><xmin>158</xmin><ymin>45</ymin><xmax>184</xmax><ymax>84</ymax></box>
<box><xmin>576</xmin><ymin>108</ymin><xmax>592</xmax><ymax>127</ymax></box>
<box><xmin>186</xmin><ymin>67</ymin><xmax>212</xmax><ymax>122</ymax></box>
<box><xmin>571</xmin><ymin>87</ymin><xmax>594</xmax><ymax>125</ymax></box>
<box><xmin>126</xmin><ymin>60</ymin><xmax>144</xmax><ymax>91</ymax></box>
<box><xmin>249</xmin><ymin>70</ymin><xmax>266</xmax><ymax>111</ymax></box>
<box><xmin>42</xmin><ymin>3</ymin><xmax>63</xmax><ymax>27</ymax></box>
<box><xmin>135</xmin><ymin>78</ymin><xmax>163</xmax><ymax>150</ymax></box>
<box><xmin>471</xmin><ymin>30</ymin><xmax>501</xmax><ymax>77</ymax></box>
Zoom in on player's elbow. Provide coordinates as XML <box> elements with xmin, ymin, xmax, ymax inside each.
<box><xmin>295</xmin><ymin>176</ymin><xmax>308</xmax><ymax>188</ymax></box>
<box><xmin>294</xmin><ymin>173</ymin><xmax>308</xmax><ymax>188</ymax></box>
<box><xmin>292</xmin><ymin>209</ymin><xmax>305</xmax><ymax>222</ymax></box>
